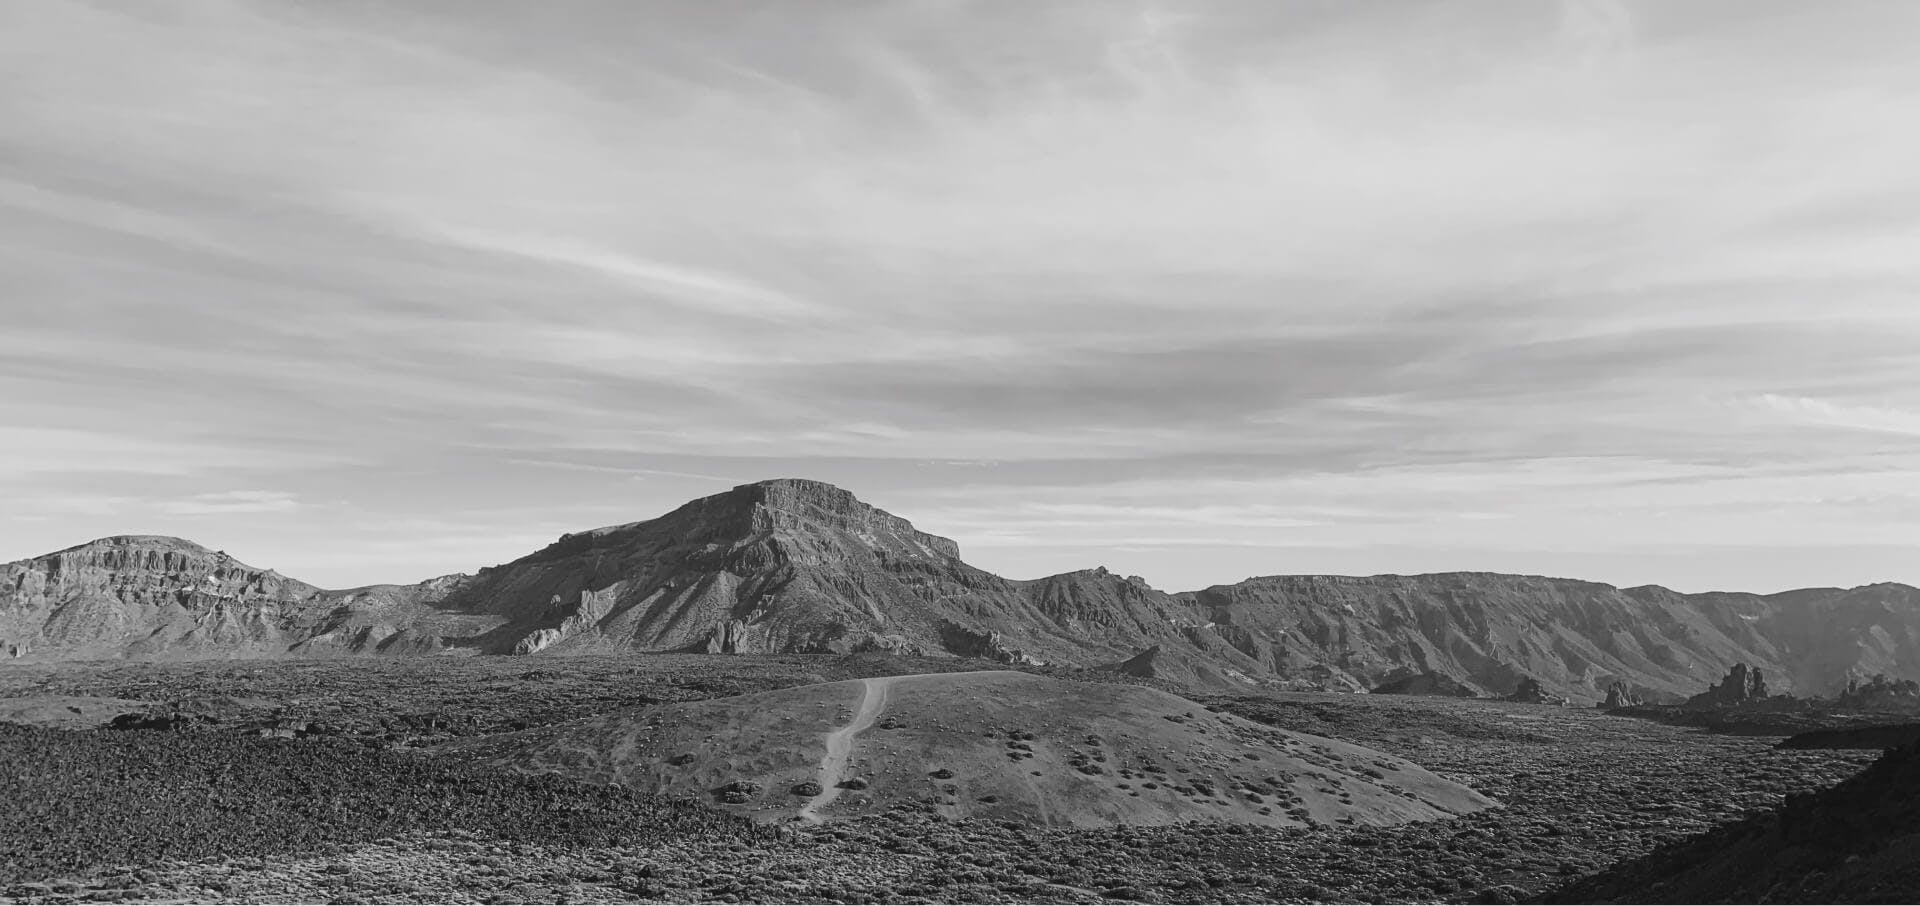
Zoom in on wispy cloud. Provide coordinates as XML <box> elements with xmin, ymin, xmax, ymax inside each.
<box><xmin>421</xmin><ymin>227</ymin><xmax>820</xmax><ymax>321</ymax></box>
<box><xmin>1745</xmin><ymin>394</ymin><xmax>1920</xmax><ymax>438</ymax></box>
<box><xmin>156</xmin><ymin>490</ymin><xmax>307</xmax><ymax>516</ymax></box>
<box><xmin>1</xmin><ymin>0</ymin><xmax>1917</xmax><ymax>591</ymax></box>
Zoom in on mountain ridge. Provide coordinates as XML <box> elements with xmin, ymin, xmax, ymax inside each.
<box><xmin>5</xmin><ymin>478</ymin><xmax>1918</xmax><ymax>702</ymax></box>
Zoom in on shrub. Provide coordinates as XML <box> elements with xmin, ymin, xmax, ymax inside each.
<box><xmin>0</xmin><ymin>724</ymin><xmax>766</xmax><ymax>884</ymax></box>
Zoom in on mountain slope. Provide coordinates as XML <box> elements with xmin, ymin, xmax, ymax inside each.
<box><xmin>3</xmin><ymin>479</ymin><xmax>1918</xmax><ymax>702</ymax></box>
<box><xmin>1178</xmin><ymin>573</ymin><xmax>1803</xmax><ymax>700</ymax></box>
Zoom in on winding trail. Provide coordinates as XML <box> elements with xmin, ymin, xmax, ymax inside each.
<box><xmin>796</xmin><ymin>676</ymin><xmax>895</xmax><ymax>823</ymax></box>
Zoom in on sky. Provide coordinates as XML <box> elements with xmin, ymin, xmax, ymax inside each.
<box><xmin>2</xmin><ymin>0</ymin><xmax>1918</xmax><ymax>594</ymax></box>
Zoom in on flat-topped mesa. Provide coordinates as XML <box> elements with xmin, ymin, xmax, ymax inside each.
<box><xmin>15</xmin><ymin>535</ymin><xmax>312</xmax><ymax>600</ymax></box>
<box><xmin>527</xmin><ymin>479</ymin><xmax>962</xmax><ymax>566</ymax></box>
<box><xmin>740</xmin><ymin>478</ymin><xmax>962</xmax><ymax>561</ymax></box>
<box><xmin>43</xmin><ymin>534</ymin><xmax>214</xmax><ymax>567</ymax></box>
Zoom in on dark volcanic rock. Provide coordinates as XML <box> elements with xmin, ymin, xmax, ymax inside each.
<box><xmin>1102</xmin><ymin>645</ymin><xmax>1170</xmax><ymax>679</ymax></box>
<box><xmin>1837</xmin><ymin>674</ymin><xmax>1920</xmax><ymax>711</ymax></box>
<box><xmin>1778</xmin><ymin>723</ymin><xmax>1920</xmax><ymax>751</ymax></box>
<box><xmin>1371</xmin><ymin>670</ymin><xmax>1478</xmax><ymax>698</ymax></box>
<box><xmin>1543</xmin><ymin>743</ymin><xmax>1920</xmax><ymax>903</ymax></box>
<box><xmin>1505</xmin><ymin>677</ymin><xmax>1569</xmax><ymax>705</ymax></box>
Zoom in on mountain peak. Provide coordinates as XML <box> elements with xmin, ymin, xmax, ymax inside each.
<box><xmin>738</xmin><ymin>476</ymin><xmax>845</xmax><ymax>492</ymax></box>
<box><xmin>732</xmin><ymin>479</ymin><xmax>962</xmax><ymax>560</ymax></box>
<box><xmin>734</xmin><ymin>477</ymin><xmax>863</xmax><ymax>512</ymax></box>
<box><xmin>24</xmin><ymin>535</ymin><xmax>301</xmax><ymax>586</ymax></box>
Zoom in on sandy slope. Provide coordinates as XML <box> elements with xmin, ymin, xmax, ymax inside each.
<box><xmin>0</xmin><ymin>695</ymin><xmax>152</xmax><ymax>730</ymax></box>
<box><xmin>445</xmin><ymin>670</ymin><xmax>1492</xmax><ymax>828</ymax></box>
<box><xmin>797</xmin><ymin>676</ymin><xmax>894</xmax><ymax>822</ymax></box>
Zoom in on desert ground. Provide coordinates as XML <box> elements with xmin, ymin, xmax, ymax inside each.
<box><xmin>0</xmin><ymin>653</ymin><xmax>1880</xmax><ymax>904</ymax></box>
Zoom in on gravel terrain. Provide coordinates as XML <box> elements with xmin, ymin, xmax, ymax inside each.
<box><xmin>0</xmin><ymin>654</ymin><xmax>1879</xmax><ymax>904</ymax></box>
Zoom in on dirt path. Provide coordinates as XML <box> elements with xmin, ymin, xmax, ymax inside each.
<box><xmin>796</xmin><ymin>676</ymin><xmax>894</xmax><ymax>823</ymax></box>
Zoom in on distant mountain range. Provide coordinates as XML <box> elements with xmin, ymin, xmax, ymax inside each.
<box><xmin>5</xmin><ymin>478</ymin><xmax>1917</xmax><ymax>702</ymax></box>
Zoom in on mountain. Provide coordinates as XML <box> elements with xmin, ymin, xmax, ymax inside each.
<box><xmin>418</xmin><ymin>479</ymin><xmax>1192</xmax><ymax>664</ymax></box>
<box><xmin>4</xmin><ymin>479</ymin><xmax>1918</xmax><ymax>702</ymax></box>
<box><xmin>0</xmin><ymin>535</ymin><xmax>486</xmax><ymax>661</ymax></box>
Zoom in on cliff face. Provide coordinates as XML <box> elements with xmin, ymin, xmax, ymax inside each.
<box><xmin>4</xmin><ymin>480</ymin><xmax>1919</xmax><ymax>702</ymax></box>
<box><xmin>0</xmin><ymin>536</ymin><xmax>494</xmax><ymax>661</ymax></box>
<box><xmin>0</xmin><ymin>536</ymin><xmax>322</xmax><ymax>660</ymax></box>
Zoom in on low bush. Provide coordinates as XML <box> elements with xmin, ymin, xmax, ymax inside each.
<box><xmin>0</xmin><ymin>723</ymin><xmax>769</xmax><ymax>884</ymax></box>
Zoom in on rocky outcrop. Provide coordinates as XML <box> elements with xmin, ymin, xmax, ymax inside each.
<box><xmin>1104</xmin><ymin>645</ymin><xmax>1168</xmax><ymax>679</ymax></box>
<box><xmin>1685</xmin><ymin>663</ymin><xmax>1771</xmax><ymax>709</ymax></box>
<box><xmin>1836</xmin><ymin>674</ymin><xmax>1920</xmax><ymax>711</ymax></box>
<box><xmin>1602</xmin><ymin>681</ymin><xmax>1643</xmax><ymax>709</ymax></box>
<box><xmin>1505</xmin><ymin>677</ymin><xmax>1570</xmax><ymax>705</ymax></box>
<box><xmin>1092</xmin><ymin>644</ymin><xmax>1261</xmax><ymax>690</ymax></box>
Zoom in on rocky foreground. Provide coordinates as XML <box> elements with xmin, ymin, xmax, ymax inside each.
<box><xmin>1546</xmin><ymin>741</ymin><xmax>1920</xmax><ymax>903</ymax></box>
<box><xmin>0</xmin><ymin>654</ymin><xmax>1878</xmax><ymax>904</ymax></box>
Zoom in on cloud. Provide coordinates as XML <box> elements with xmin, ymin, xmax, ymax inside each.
<box><xmin>1745</xmin><ymin>395</ymin><xmax>1920</xmax><ymax>438</ymax></box>
<box><xmin>419</xmin><ymin>227</ymin><xmax>821</xmax><ymax>321</ymax></box>
<box><xmin>0</xmin><ymin>428</ymin><xmax>346</xmax><ymax>478</ymax></box>
<box><xmin>156</xmin><ymin>490</ymin><xmax>307</xmax><ymax>516</ymax></box>
<box><xmin>1</xmin><ymin>0</ymin><xmax>1917</xmax><ymax>592</ymax></box>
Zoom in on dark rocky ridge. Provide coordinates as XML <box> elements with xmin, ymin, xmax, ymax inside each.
<box><xmin>5</xmin><ymin>479</ymin><xmax>1920</xmax><ymax>702</ymax></box>
<box><xmin>1778</xmin><ymin>723</ymin><xmax>1920</xmax><ymax>751</ymax></box>
<box><xmin>1370</xmin><ymin>670</ymin><xmax>1477</xmax><ymax>698</ymax></box>
<box><xmin>1544</xmin><ymin>742</ymin><xmax>1920</xmax><ymax>903</ymax></box>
